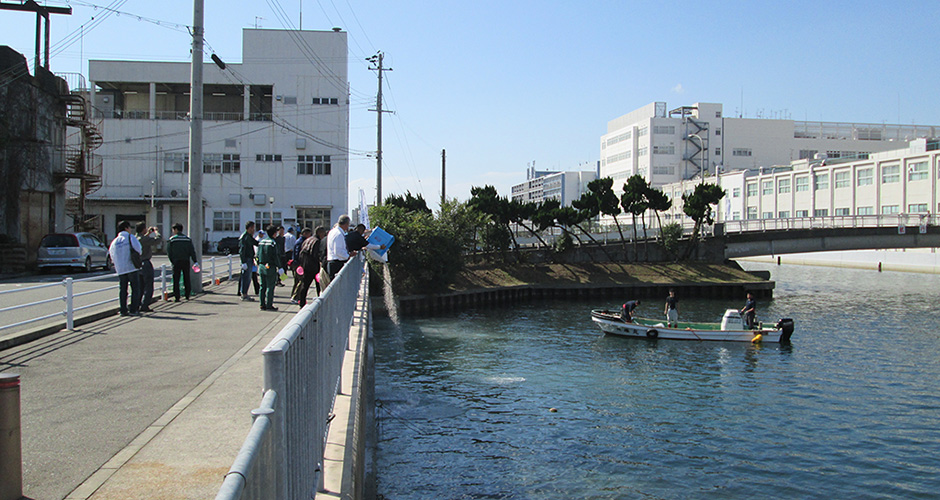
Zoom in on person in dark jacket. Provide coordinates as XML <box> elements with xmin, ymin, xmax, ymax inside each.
<box><xmin>295</xmin><ymin>226</ymin><xmax>326</xmax><ymax>307</ymax></box>
<box><xmin>166</xmin><ymin>222</ymin><xmax>197</xmax><ymax>302</ymax></box>
<box><xmin>238</xmin><ymin>221</ymin><xmax>257</xmax><ymax>301</ymax></box>
<box><xmin>275</xmin><ymin>225</ymin><xmax>287</xmax><ymax>287</ymax></box>
<box><xmin>256</xmin><ymin>224</ymin><xmax>282</xmax><ymax>311</ymax></box>
<box><xmin>290</xmin><ymin>227</ymin><xmax>312</xmax><ymax>302</ymax></box>
<box><xmin>136</xmin><ymin>222</ymin><xmax>163</xmax><ymax>312</ymax></box>
<box><xmin>345</xmin><ymin>223</ymin><xmax>385</xmax><ymax>254</ymax></box>
<box><xmin>621</xmin><ymin>300</ymin><xmax>640</xmax><ymax>323</ymax></box>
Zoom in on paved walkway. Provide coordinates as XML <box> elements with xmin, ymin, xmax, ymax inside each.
<box><xmin>0</xmin><ymin>278</ymin><xmax>300</xmax><ymax>500</ymax></box>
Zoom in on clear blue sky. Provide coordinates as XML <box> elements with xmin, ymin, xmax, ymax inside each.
<box><xmin>4</xmin><ymin>0</ymin><xmax>938</xmax><ymax>210</ymax></box>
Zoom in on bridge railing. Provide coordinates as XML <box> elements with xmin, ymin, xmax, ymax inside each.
<box><xmin>216</xmin><ymin>254</ymin><xmax>366</xmax><ymax>500</ymax></box>
<box><xmin>722</xmin><ymin>214</ymin><xmax>934</xmax><ymax>234</ymax></box>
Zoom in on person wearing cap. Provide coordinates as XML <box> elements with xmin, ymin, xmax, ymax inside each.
<box><xmin>166</xmin><ymin>222</ymin><xmax>197</xmax><ymax>302</ymax></box>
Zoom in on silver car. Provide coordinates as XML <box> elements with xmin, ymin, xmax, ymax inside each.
<box><xmin>37</xmin><ymin>233</ymin><xmax>112</xmax><ymax>272</ymax></box>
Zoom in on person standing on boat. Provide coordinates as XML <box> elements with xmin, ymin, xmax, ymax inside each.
<box><xmin>664</xmin><ymin>289</ymin><xmax>679</xmax><ymax>327</ymax></box>
<box><xmin>740</xmin><ymin>292</ymin><xmax>757</xmax><ymax>329</ymax></box>
<box><xmin>621</xmin><ymin>300</ymin><xmax>640</xmax><ymax>323</ymax></box>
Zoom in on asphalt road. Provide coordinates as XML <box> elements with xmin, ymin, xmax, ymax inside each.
<box><xmin>0</xmin><ymin>255</ymin><xmax>239</xmax><ymax>338</ymax></box>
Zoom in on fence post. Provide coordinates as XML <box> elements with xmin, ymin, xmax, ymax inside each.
<box><xmin>161</xmin><ymin>264</ymin><xmax>167</xmax><ymax>300</ymax></box>
<box><xmin>211</xmin><ymin>257</ymin><xmax>216</xmax><ymax>284</ymax></box>
<box><xmin>263</xmin><ymin>346</ymin><xmax>289</xmax><ymax>500</ymax></box>
<box><xmin>228</xmin><ymin>255</ymin><xmax>233</xmax><ymax>281</ymax></box>
<box><xmin>64</xmin><ymin>277</ymin><xmax>74</xmax><ymax>331</ymax></box>
<box><xmin>0</xmin><ymin>373</ymin><xmax>22</xmax><ymax>500</ymax></box>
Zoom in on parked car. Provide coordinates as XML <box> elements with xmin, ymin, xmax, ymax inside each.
<box><xmin>36</xmin><ymin>233</ymin><xmax>111</xmax><ymax>273</ymax></box>
<box><xmin>216</xmin><ymin>237</ymin><xmax>240</xmax><ymax>255</ymax></box>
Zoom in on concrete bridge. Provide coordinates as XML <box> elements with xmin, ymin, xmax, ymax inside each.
<box><xmin>719</xmin><ymin>214</ymin><xmax>940</xmax><ymax>258</ymax></box>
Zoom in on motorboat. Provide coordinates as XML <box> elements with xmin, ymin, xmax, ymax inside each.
<box><xmin>591</xmin><ymin>308</ymin><xmax>794</xmax><ymax>343</ymax></box>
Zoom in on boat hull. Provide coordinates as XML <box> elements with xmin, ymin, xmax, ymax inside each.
<box><xmin>591</xmin><ymin>310</ymin><xmax>789</xmax><ymax>343</ymax></box>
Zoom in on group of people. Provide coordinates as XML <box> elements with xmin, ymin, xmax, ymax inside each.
<box><xmin>237</xmin><ymin>214</ymin><xmax>385</xmax><ymax>310</ymax></box>
<box><xmin>620</xmin><ymin>289</ymin><xmax>759</xmax><ymax>329</ymax></box>
<box><xmin>109</xmin><ymin>220</ymin><xmax>198</xmax><ymax>316</ymax></box>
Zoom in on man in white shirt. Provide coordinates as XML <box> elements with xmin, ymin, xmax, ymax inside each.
<box><xmin>325</xmin><ymin>214</ymin><xmax>352</xmax><ymax>278</ymax></box>
<box><xmin>109</xmin><ymin>220</ymin><xmax>144</xmax><ymax>316</ymax></box>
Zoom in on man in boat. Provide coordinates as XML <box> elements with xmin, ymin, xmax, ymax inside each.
<box><xmin>740</xmin><ymin>292</ymin><xmax>757</xmax><ymax>329</ymax></box>
<box><xmin>621</xmin><ymin>300</ymin><xmax>640</xmax><ymax>323</ymax></box>
<box><xmin>664</xmin><ymin>289</ymin><xmax>679</xmax><ymax>327</ymax></box>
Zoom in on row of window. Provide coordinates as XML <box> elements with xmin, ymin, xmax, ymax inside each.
<box><xmin>164</xmin><ymin>154</ymin><xmax>332</xmax><ymax>175</ymax></box>
<box><xmin>744</xmin><ymin>161</ymin><xmax>933</xmax><ymax>196</ymax></box>
<box><xmin>212</xmin><ymin>208</ymin><xmax>332</xmax><ymax>232</ymax></box>
<box><xmin>741</xmin><ymin>204</ymin><xmax>932</xmax><ymax>220</ymax></box>
<box><xmin>280</xmin><ymin>96</ymin><xmax>340</xmax><ymax>105</ymax></box>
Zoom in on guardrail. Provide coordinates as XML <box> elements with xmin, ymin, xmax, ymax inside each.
<box><xmin>722</xmin><ymin>214</ymin><xmax>934</xmax><ymax>234</ymax></box>
<box><xmin>0</xmin><ymin>256</ymin><xmax>234</xmax><ymax>334</ymax></box>
<box><xmin>216</xmin><ymin>254</ymin><xmax>365</xmax><ymax>500</ymax></box>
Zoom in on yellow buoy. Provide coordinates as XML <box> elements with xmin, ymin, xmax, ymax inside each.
<box><xmin>751</xmin><ymin>333</ymin><xmax>763</xmax><ymax>343</ymax></box>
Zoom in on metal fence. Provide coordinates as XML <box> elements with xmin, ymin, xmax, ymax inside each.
<box><xmin>0</xmin><ymin>256</ymin><xmax>234</xmax><ymax>334</ymax></box>
<box><xmin>722</xmin><ymin>214</ymin><xmax>934</xmax><ymax>234</ymax></box>
<box><xmin>216</xmin><ymin>254</ymin><xmax>365</xmax><ymax>500</ymax></box>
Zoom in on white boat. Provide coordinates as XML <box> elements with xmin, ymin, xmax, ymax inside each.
<box><xmin>591</xmin><ymin>308</ymin><xmax>794</xmax><ymax>343</ymax></box>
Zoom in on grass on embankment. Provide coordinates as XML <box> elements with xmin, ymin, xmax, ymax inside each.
<box><xmin>448</xmin><ymin>261</ymin><xmax>763</xmax><ymax>292</ymax></box>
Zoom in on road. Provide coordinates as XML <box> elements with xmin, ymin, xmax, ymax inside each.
<box><xmin>0</xmin><ymin>255</ymin><xmax>238</xmax><ymax>338</ymax></box>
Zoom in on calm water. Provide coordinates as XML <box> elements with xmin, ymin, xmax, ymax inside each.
<box><xmin>373</xmin><ymin>263</ymin><xmax>940</xmax><ymax>499</ymax></box>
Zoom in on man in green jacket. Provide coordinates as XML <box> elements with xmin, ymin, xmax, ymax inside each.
<box><xmin>256</xmin><ymin>224</ymin><xmax>283</xmax><ymax>311</ymax></box>
<box><xmin>166</xmin><ymin>222</ymin><xmax>197</xmax><ymax>302</ymax></box>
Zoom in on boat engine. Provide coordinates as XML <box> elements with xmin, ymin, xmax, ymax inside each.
<box><xmin>775</xmin><ymin>318</ymin><xmax>795</xmax><ymax>344</ymax></box>
<box><xmin>720</xmin><ymin>309</ymin><xmax>741</xmax><ymax>330</ymax></box>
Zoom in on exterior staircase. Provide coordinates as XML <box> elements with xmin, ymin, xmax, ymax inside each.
<box><xmin>57</xmin><ymin>88</ymin><xmax>104</xmax><ymax>233</ymax></box>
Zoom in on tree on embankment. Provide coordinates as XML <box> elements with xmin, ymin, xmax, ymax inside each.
<box><xmin>680</xmin><ymin>183</ymin><xmax>726</xmax><ymax>259</ymax></box>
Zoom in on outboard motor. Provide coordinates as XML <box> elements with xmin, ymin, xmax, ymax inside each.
<box><xmin>775</xmin><ymin>318</ymin><xmax>795</xmax><ymax>344</ymax></box>
<box><xmin>720</xmin><ymin>309</ymin><xmax>741</xmax><ymax>330</ymax></box>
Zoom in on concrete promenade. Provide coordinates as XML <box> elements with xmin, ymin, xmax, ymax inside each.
<box><xmin>1</xmin><ymin>278</ymin><xmax>299</xmax><ymax>500</ymax></box>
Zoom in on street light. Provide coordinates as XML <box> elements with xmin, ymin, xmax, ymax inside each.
<box><xmin>269</xmin><ymin>196</ymin><xmax>275</xmax><ymax>225</ymax></box>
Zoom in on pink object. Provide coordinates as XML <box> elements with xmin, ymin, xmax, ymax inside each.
<box><xmin>192</xmin><ymin>263</ymin><xmax>201</xmax><ymax>273</ymax></box>
<box><xmin>315</xmin><ymin>273</ymin><xmax>320</xmax><ymax>283</ymax></box>
<box><xmin>296</xmin><ymin>266</ymin><xmax>304</xmax><ymax>276</ymax></box>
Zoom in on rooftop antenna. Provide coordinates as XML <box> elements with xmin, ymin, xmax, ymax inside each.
<box><xmin>254</xmin><ymin>16</ymin><xmax>264</xmax><ymax>28</ymax></box>
<box><xmin>299</xmin><ymin>0</ymin><xmax>303</xmax><ymax>30</ymax></box>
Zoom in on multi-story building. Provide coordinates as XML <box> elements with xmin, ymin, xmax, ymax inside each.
<box><xmin>600</xmin><ymin>101</ymin><xmax>938</xmax><ymax>192</ymax></box>
<box><xmin>86</xmin><ymin>28</ymin><xmax>348</xmax><ymax>246</ymax></box>
<box><xmin>659</xmin><ymin>138</ymin><xmax>940</xmax><ymax>224</ymax></box>
<box><xmin>510</xmin><ymin>163</ymin><xmax>598</xmax><ymax>206</ymax></box>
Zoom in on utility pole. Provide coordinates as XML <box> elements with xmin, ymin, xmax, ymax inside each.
<box><xmin>367</xmin><ymin>52</ymin><xmax>392</xmax><ymax>205</ymax></box>
<box><xmin>188</xmin><ymin>0</ymin><xmax>204</xmax><ymax>293</ymax></box>
<box><xmin>441</xmin><ymin>149</ymin><xmax>446</xmax><ymax>205</ymax></box>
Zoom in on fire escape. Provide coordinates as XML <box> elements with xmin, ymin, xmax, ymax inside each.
<box><xmin>58</xmin><ymin>91</ymin><xmax>103</xmax><ymax>232</ymax></box>
<box><xmin>671</xmin><ymin>105</ymin><xmax>710</xmax><ymax>180</ymax></box>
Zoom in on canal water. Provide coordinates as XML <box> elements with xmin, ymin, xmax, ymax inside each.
<box><xmin>373</xmin><ymin>263</ymin><xmax>940</xmax><ymax>499</ymax></box>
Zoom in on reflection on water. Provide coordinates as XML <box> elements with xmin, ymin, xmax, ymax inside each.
<box><xmin>374</xmin><ymin>263</ymin><xmax>940</xmax><ymax>499</ymax></box>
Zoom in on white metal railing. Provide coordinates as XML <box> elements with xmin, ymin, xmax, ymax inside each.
<box><xmin>216</xmin><ymin>253</ymin><xmax>366</xmax><ymax>500</ymax></box>
<box><xmin>0</xmin><ymin>256</ymin><xmax>233</xmax><ymax>334</ymax></box>
<box><xmin>722</xmin><ymin>214</ymin><xmax>933</xmax><ymax>234</ymax></box>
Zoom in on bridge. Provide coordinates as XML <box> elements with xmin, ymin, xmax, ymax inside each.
<box><xmin>719</xmin><ymin>214</ymin><xmax>940</xmax><ymax>259</ymax></box>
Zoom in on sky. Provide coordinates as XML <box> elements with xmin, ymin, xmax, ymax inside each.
<box><xmin>3</xmin><ymin>0</ymin><xmax>939</xmax><ymax>211</ymax></box>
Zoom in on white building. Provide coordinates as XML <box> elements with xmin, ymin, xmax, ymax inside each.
<box><xmin>659</xmin><ymin>138</ymin><xmax>940</xmax><ymax>224</ymax></box>
<box><xmin>600</xmin><ymin>101</ymin><xmax>939</xmax><ymax>192</ymax></box>
<box><xmin>86</xmin><ymin>28</ymin><xmax>348</xmax><ymax>246</ymax></box>
<box><xmin>510</xmin><ymin>163</ymin><xmax>598</xmax><ymax>206</ymax></box>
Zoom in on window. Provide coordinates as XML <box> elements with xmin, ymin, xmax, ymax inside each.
<box><xmin>762</xmin><ymin>181</ymin><xmax>773</xmax><ymax>195</ymax></box>
<box><xmin>857</xmin><ymin>207</ymin><xmax>874</xmax><ymax>215</ymax></box>
<box><xmin>778</xmin><ymin>211</ymin><xmax>790</xmax><ymax>218</ymax></box>
<box><xmin>857</xmin><ymin>168</ymin><xmax>873</xmax><ymax>186</ymax></box>
<box><xmin>715</xmin><ymin>148</ymin><xmax>721</xmax><ymax>156</ymax></box>
<box><xmin>606</xmin><ymin>131</ymin><xmax>631</xmax><ymax>146</ymax></box>
<box><xmin>715</xmin><ymin>128</ymin><xmax>721</xmax><ymax>136</ymax></box>
<box><xmin>881</xmin><ymin>205</ymin><xmax>899</xmax><ymax>214</ymax></box>
<box><xmin>607</xmin><ymin>151</ymin><xmax>631</xmax><ymax>164</ymax></box>
<box><xmin>795</xmin><ymin>210</ymin><xmax>809</xmax><ymax>217</ymax></box>
<box><xmin>716</xmin><ymin>111</ymin><xmax>722</xmax><ymax>118</ymax></box>
<box><xmin>795</xmin><ymin>176</ymin><xmax>809</xmax><ymax>192</ymax></box>
<box><xmin>732</xmin><ymin>211</ymin><xmax>741</xmax><ymax>220</ymax></box>
<box><xmin>652</xmin><ymin>166</ymin><xmax>675</xmax><ymax>175</ymax></box>
<box><xmin>256</xmin><ymin>154</ymin><xmax>283</xmax><ymax>162</ymax></box>
<box><xmin>814</xmin><ymin>173</ymin><xmax>829</xmax><ymax>190</ymax></box>
<box><xmin>732</xmin><ymin>187</ymin><xmax>741</xmax><ymax>198</ymax></box>
<box><xmin>799</xmin><ymin>150</ymin><xmax>818</xmax><ymax>160</ymax></box>
<box><xmin>908</xmin><ymin>161</ymin><xmax>928</xmax><ymax>181</ymax></box>
<box><xmin>653</xmin><ymin>125</ymin><xmax>675</xmax><ymax>134</ymax></box>
<box><xmin>652</xmin><ymin>145</ymin><xmax>675</xmax><ymax>155</ymax></box>
<box><xmin>746</xmin><ymin>207</ymin><xmax>758</xmax><ymax>219</ymax></box>
<box><xmin>908</xmin><ymin>203</ymin><xmax>928</xmax><ymax>213</ymax></box>
<box><xmin>814</xmin><ymin>209</ymin><xmax>829</xmax><ymax>216</ymax></box>
<box><xmin>732</xmin><ymin>148</ymin><xmax>752</xmax><ymax>157</ymax></box>
<box><xmin>826</xmin><ymin>150</ymin><xmax>842</xmax><ymax>159</ymax></box>
<box><xmin>222</xmin><ymin>154</ymin><xmax>240</xmax><ymax>173</ymax></box>
<box><xmin>312</xmin><ymin>97</ymin><xmax>339</xmax><ymax>105</ymax></box>
<box><xmin>255</xmin><ymin>211</ymin><xmax>283</xmax><ymax>226</ymax></box>
<box><xmin>296</xmin><ymin>207</ymin><xmax>331</xmax><ymax>230</ymax></box>
<box><xmin>297</xmin><ymin>155</ymin><xmax>331</xmax><ymax>175</ymax></box>
<box><xmin>882</xmin><ymin>165</ymin><xmax>900</xmax><ymax>184</ymax></box>
<box><xmin>834</xmin><ymin>171</ymin><xmax>850</xmax><ymax>189</ymax></box>
<box><xmin>203</xmin><ymin>153</ymin><xmax>222</xmax><ymax>174</ymax></box>
<box><xmin>212</xmin><ymin>211</ymin><xmax>239</xmax><ymax>231</ymax></box>
<box><xmin>762</xmin><ymin>211</ymin><xmax>774</xmax><ymax>219</ymax></box>
<box><xmin>834</xmin><ymin>208</ymin><xmax>850</xmax><ymax>216</ymax></box>
<box><xmin>746</xmin><ymin>183</ymin><xmax>757</xmax><ymax>197</ymax></box>
<box><xmin>637</xmin><ymin>147</ymin><xmax>648</xmax><ymax>157</ymax></box>
<box><xmin>164</xmin><ymin>152</ymin><xmax>189</xmax><ymax>173</ymax></box>
<box><xmin>778</xmin><ymin>178</ymin><xmax>791</xmax><ymax>194</ymax></box>
<box><xmin>637</xmin><ymin>126</ymin><xmax>648</xmax><ymax>137</ymax></box>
